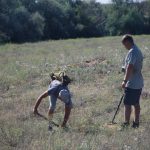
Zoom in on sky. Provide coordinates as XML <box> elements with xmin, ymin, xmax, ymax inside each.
<box><xmin>96</xmin><ymin>0</ymin><xmax>144</xmax><ymax>4</ymax></box>
<box><xmin>96</xmin><ymin>0</ymin><xmax>112</xmax><ymax>4</ymax></box>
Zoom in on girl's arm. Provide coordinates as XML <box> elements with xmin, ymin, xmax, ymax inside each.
<box><xmin>33</xmin><ymin>91</ymin><xmax>49</xmax><ymax>114</ymax></box>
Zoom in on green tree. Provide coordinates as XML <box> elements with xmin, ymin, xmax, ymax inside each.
<box><xmin>73</xmin><ymin>0</ymin><xmax>106</xmax><ymax>37</ymax></box>
<box><xmin>139</xmin><ymin>0</ymin><xmax>150</xmax><ymax>34</ymax></box>
<box><xmin>0</xmin><ymin>0</ymin><xmax>149</xmax><ymax>43</ymax></box>
<box><xmin>105</xmin><ymin>0</ymin><xmax>145</xmax><ymax>35</ymax></box>
<box><xmin>0</xmin><ymin>0</ymin><xmax>21</xmax><ymax>43</ymax></box>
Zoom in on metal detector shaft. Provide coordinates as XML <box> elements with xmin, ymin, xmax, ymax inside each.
<box><xmin>112</xmin><ymin>94</ymin><xmax>124</xmax><ymax>123</ymax></box>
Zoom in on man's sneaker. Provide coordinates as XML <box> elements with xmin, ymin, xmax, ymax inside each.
<box><xmin>48</xmin><ymin>124</ymin><xmax>53</xmax><ymax>131</ymax></box>
<box><xmin>132</xmin><ymin>122</ymin><xmax>139</xmax><ymax>128</ymax></box>
<box><xmin>121</xmin><ymin>122</ymin><xmax>130</xmax><ymax>128</ymax></box>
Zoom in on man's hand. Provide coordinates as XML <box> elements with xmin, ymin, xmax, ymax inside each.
<box><xmin>122</xmin><ymin>81</ymin><xmax>127</xmax><ymax>89</ymax></box>
<box><xmin>122</xmin><ymin>64</ymin><xmax>133</xmax><ymax>89</ymax></box>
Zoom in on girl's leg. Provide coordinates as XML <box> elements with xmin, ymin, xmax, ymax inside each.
<box><xmin>48</xmin><ymin>95</ymin><xmax>57</xmax><ymax>125</ymax></box>
<box><xmin>61</xmin><ymin>106</ymin><xmax>72</xmax><ymax>127</ymax></box>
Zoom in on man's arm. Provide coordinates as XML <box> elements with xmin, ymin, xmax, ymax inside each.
<box><xmin>33</xmin><ymin>91</ymin><xmax>49</xmax><ymax>114</ymax></box>
<box><xmin>122</xmin><ymin>64</ymin><xmax>134</xmax><ymax>88</ymax></box>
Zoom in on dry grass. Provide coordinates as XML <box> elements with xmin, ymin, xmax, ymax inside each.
<box><xmin>0</xmin><ymin>35</ymin><xmax>150</xmax><ymax>150</ymax></box>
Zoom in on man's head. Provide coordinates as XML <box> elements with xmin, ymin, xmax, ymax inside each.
<box><xmin>122</xmin><ymin>34</ymin><xmax>134</xmax><ymax>50</ymax></box>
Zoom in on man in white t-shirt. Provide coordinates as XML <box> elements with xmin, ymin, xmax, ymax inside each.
<box><xmin>121</xmin><ymin>34</ymin><xmax>144</xmax><ymax>128</ymax></box>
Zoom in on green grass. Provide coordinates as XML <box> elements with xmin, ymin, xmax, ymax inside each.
<box><xmin>0</xmin><ymin>35</ymin><xmax>150</xmax><ymax>150</ymax></box>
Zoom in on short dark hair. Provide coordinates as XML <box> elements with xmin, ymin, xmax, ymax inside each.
<box><xmin>122</xmin><ymin>34</ymin><xmax>134</xmax><ymax>44</ymax></box>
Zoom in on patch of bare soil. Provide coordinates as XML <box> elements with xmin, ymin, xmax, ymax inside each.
<box><xmin>67</xmin><ymin>57</ymin><xmax>106</xmax><ymax>68</ymax></box>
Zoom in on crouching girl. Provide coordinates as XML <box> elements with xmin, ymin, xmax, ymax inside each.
<box><xmin>33</xmin><ymin>74</ymin><xmax>73</xmax><ymax>130</ymax></box>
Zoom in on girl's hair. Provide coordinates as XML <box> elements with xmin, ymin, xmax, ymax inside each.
<box><xmin>62</xmin><ymin>75</ymin><xmax>72</xmax><ymax>85</ymax></box>
<box><xmin>50</xmin><ymin>73</ymin><xmax>56</xmax><ymax>81</ymax></box>
<box><xmin>50</xmin><ymin>72</ymin><xmax>72</xmax><ymax>85</ymax></box>
<box><xmin>50</xmin><ymin>72</ymin><xmax>63</xmax><ymax>81</ymax></box>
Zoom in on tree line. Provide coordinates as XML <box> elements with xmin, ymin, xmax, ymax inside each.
<box><xmin>0</xmin><ymin>0</ymin><xmax>150</xmax><ymax>43</ymax></box>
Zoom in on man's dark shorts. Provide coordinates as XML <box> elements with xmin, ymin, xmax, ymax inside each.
<box><xmin>124</xmin><ymin>88</ymin><xmax>142</xmax><ymax>105</ymax></box>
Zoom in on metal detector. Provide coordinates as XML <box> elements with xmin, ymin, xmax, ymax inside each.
<box><xmin>104</xmin><ymin>94</ymin><xmax>125</xmax><ymax>129</ymax></box>
<box><xmin>111</xmin><ymin>94</ymin><xmax>124</xmax><ymax>124</ymax></box>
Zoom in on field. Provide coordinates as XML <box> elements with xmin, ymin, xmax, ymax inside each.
<box><xmin>0</xmin><ymin>35</ymin><xmax>150</xmax><ymax>150</ymax></box>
